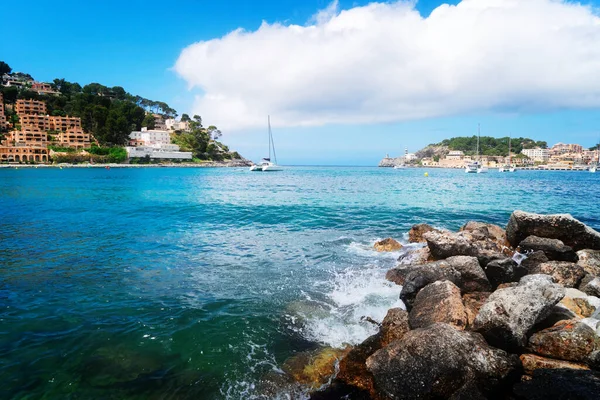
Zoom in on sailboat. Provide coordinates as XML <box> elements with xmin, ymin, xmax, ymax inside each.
<box><xmin>466</xmin><ymin>124</ymin><xmax>487</xmax><ymax>173</ymax></box>
<box><xmin>590</xmin><ymin>142</ymin><xmax>599</xmax><ymax>173</ymax></box>
<box><xmin>249</xmin><ymin>116</ymin><xmax>283</xmax><ymax>172</ymax></box>
<box><xmin>499</xmin><ymin>136</ymin><xmax>516</xmax><ymax>173</ymax></box>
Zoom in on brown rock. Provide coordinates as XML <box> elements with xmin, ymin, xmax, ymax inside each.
<box><xmin>385</xmin><ymin>265</ymin><xmax>415</xmax><ymax>286</ymax></box>
<box><xmin>519</xmin><ymin>235</ymin><xmax>579</xmax><ymax>262</ymax></box>
<box><xmin>560</xmin><ymin>297</ymin><xmax>596</xmax><ymax>318</ymax></box>
<box><xmin>463</xmin><ymin>292</ymin><xmax>491</xmax><ymax>328</ymax></box>
<box><xmin>577</xmin><ymin>249</ymin><xmax>600</xmax><ymax>276</ymax></box>
<box><xmin>520</xmin><ymin>353</ymin><xmax>589</xmax><ymax>375</ymax></box>
<box><xmin>424</xmin><ymin>230</ymin><xmax>510</xmax><ymax>265</ymax></box>
<box><xmin>379</xmin><ymin>308</ymin><xmax>410</xmax><ymax>347</ymax></box>
<box><xmin>532</xmin><ymin>261</ymin><xmax>586</xmax><ymax>288</ymax></box>
<box><xmin>408</xmin><ymin>224</ymin><xmax>441</xmax><ymax>243</ymax></box>
<box><xmin>366</xmin><ymin>323</ymin><xmax>519</xmax><ymax>400</ymax></box>
<box><xmin>374</xmin><ymin>238</ymin><xmax>402</xmax><ymax>252</ymax></box>
<box><xmin>282</xmin><ymin>347</ymin><xmax>351</xmax><ymax>389</ymax></box>
<box><xmin>528</xmin><ymin>320</ymin><xmax>596</xmax><ymax>362</ymax></box>
<box><xmin>409</xmin><ymin>280</ymin><xmax>467</xmax><ymax>330</ymax></box>
<box><xmin>335</xmin><ymin>334</ymin><xmax>381</xmax><ymax>397</ymax></box>
<box><xmin>506</xmin><ymin>210</ymin><xmax>600</xmax><ymax>251</ymax></box>
<box><xmin>461</xmin><ymin>221</ymin><xmax>511</xmax><ymax>249</ymax></box>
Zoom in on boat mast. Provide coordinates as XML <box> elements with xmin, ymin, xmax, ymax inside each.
<box><xmin>509</xmin><ymin>136</ymin><xmax>512</xmax><ymax>166</ymax></box>
<box><xmin>477</xmin><ymin>124</ymin><xmax>480</xmax><ymax>162</ymax></box>
<box><xmin>269</xmin><ymin>116</ymin><xmax>278</xmax><ymax>165</ymax></box>
<box><xmin>268</xmin><ymin>115</ymin><xmax>271</xmax><ymax>161</ymax></box>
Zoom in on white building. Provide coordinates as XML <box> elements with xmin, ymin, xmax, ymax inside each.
<box><xmin>165</xmin><ymin>118</ymin><xmax>191</xmax><ymax>132</ymax></box>
<box><xmin>126</xmin><ymin>146</ymin><xmax>192</xmax><ymax>160</ymax></box>
<box><xmin>521</xmin><ymin>147</ymin><xmax>549</xmax><ymax>162</ymax></box>
<box><xmin>127</xmin><ymin>129</ymin><xmax>192</xmax><ymax>160</ymax></box>
<box><xmin>446</xmin><ymin>150</ymin><xmax>464</xmax><ymax>160</ymax></box>
<box><xmin>405</xmin><ymin>153</ymin><xmax>417</xmax><ymax>161</ymax></box>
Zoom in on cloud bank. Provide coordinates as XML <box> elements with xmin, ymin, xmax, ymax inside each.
<box><xmin>174</xmin><ymin>0</ymin><xmax>600</xmax><ymax>131</ymax></box>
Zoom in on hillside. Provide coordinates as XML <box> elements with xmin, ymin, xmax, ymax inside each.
<box><xmin>430</xmin><ymin>136</ymin><xmax>547</xmax><ymax>157</ymax></box>
<box><xmin>0</xmin><ymin>61</ymin><xmax>244</xmax><ymax>162</ymax></box>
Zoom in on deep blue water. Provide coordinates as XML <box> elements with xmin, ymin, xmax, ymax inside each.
<box><xmin>1</xmin><ymin>167</ymin><xmax>599</xmax><ymax>399</ymax></box>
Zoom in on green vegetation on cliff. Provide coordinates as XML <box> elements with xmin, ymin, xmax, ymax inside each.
<box><xmin>432</xmin><ymin>136</ymin><xmax>547</xmax><ymax>157</ymax></box>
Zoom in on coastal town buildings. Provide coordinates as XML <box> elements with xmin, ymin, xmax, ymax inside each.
<box><xmin>16</xmin><ymin>99</ymin><xmax>47</xmax><ymax>115</ymax></box>
<box><xmin>550</xmin><ymin>143</ymin><xmax>583</xmax><ymax>155</ymax></box>
<box><xmin>521</xmin><ymin>147</ymin><xmax>549</xmax><ymax>162</ymax></box>
<box><xmin>126</xmin><ymin>128</ymin><xmax>192</xmax><ymax>160</ymax></box>
<box><xmin>0</xmin><ymin>93</ymin><xmax>6</xmax><ymax>131</ymax></box>
<box><xmin>153</xmin><ymin>114</ymin><xmax>167</xmax><ymax>130</ymax></box>
<box><xmin>31</xmin><ymin>82</ymin><xmax>59</xmax><ymax>95</ymax></box>
<box><xmin>165</xmin><ymin>118</ymin><xmax>191</xmax><ymax>132</ymax></box>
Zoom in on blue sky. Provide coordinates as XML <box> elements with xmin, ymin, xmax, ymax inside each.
<box><xmin>2</xmin><ymin>0</ymin><xmax>600</xmax><ymax>165</ymax></box>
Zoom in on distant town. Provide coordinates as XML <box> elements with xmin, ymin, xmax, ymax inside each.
<box><xmin>381</xmin><ymin>141</ymin><xmax>599</xmax><ymax>171</ymax></box>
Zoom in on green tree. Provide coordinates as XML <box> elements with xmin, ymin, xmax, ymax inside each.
<box><xmin>181</xmin><ymin>113</ymin><xmax>191</xmax><ymax>122</ymax></box>
<box><xmin>142</xmin><ymin>114</ymin><xmax>155</xmax><ymax>129</ymax></box>
<box><xmin>0</xmin><ymin>61</ymin><xmax>12</xmax><ymax>83</ymax></box>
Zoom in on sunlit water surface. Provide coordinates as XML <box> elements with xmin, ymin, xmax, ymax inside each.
<box><xmin>1</xmin><ymin>167</ymin><xmax>599</xmax><ymax>399</ymax></box>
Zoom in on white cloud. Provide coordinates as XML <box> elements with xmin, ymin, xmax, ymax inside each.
<box><xmin>174</xmin><ymin>0</ymin><xmax>600</xmax><ymax>131</ymax></box>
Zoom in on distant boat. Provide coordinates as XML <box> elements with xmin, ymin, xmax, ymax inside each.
<box><xmin>466</xmin><ymin>124</ymin><xmax>487</xmax><ymax>173</ymax></box>
<box><xmin>499</xmin><ymin>136</ymin><xmax>516</xmax><ymax>173</ymax></box>
<box><xmin>250</xmin><ymin>116</ymin><xmax>283</xmax><ymax>172</ymax></box>
<box><xmin>393</xmin><ymin>164</ymin><xmax>406</xmax><ymax>169</ymax></box>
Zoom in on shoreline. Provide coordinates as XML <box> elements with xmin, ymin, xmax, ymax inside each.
<box><xmin>0</xmin><ymin>161</ymin><xmax>252</xmax><ymax>169</ymax></box>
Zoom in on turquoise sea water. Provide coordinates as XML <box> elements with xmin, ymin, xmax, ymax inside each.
<box><xmin>1</xmin><ymin>167</ymin><xmax>599</xmax><ymax>399</ymax></box>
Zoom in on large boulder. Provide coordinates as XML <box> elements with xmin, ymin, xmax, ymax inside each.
<box><xmin>577</xmin><ymin>249</ymin><xmax>600</xmax><ymax>276</ymax></box>
<box><xmin>528</xmin><ymin>320</ymin><xmax>597</xmax><ymax>362</ymax></box>
<box><xmin>374</xmin><ymin>238</ymin><xmax>402</xmax><ymax>252</ymax></box>
<box><xmin>366</xmin><ymin>323</ymin><xmax>519</xmax><ymax>400</ymax></box>
<box><xmin>520</xmin><ymin>353</ymin><xmax>589</xmax><ymax>375</ymax></box>
<box><xmin>484</xmin><ymin>258</ymin><xmax>528</xmax><ymax>289</ymax></box>
<box><xmin>460</xmin><ymin>221</ymin><xmax>510</xmax><ymax>249</ymax></box>
<box><xmin>397</xmin><ymin>246</ymin><xmax>432</xmax><ymax>266</ymax></box>
<box><xmin>519</xmin><ymin>235</ymin><xmax>578</xmax><ymax>262</ymax></box>
<box><xmin>423</xmin><ymin>230</ymin><xmax>509</xmax><ymax>265</ymax></box>
<box><xmin>400</xmin><ymin>256</ymin><xmax>491</xmax><ymax>309</ymax></box>
<box><xmin>513</xmin><ymin>369</ymin><xmax>600</xmax><ymax>400</ymax></box>
<box><xmin>282</xmin><ymin>347</ymin><xmax>351</xmax><ymax>389</ymax></box>
<box><xmin>520</xmin><ymin>250</ymin><xmax>550</xmax><ymax>271</ymax></box>
<box><xmin>530</xmin><ymin>261</ymin><xmax>586</xmax><ymax>288</ymax></box>
<box><xmin>408</xmin><ymin>281</ymin><xmax>467</xmax><ymax>330</ymax></box>
<box><xmin>473</xmin><ymin>274</ymin><xmax>565</xmax><ymax>351</ymax></box>
<box><xmin>408</xmin><ymin>224</ymin><xmax>441</xmax><ymax>243</ymax></box>
<box><xmin>506</xmin><ymin>210</ymin><xmax>600</xmax><ymax>251</ymax></box>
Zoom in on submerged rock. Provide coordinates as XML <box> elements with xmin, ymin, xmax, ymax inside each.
<box><xmin>366</xmin><ymin>323</ymin><xmax>519</xmax><ymax>400</ymax></box>
<box><xmin>473</xmin><ymin>274</ymin><xmax>565</xmax><ymax>351</ymax></box>
<box><xmin>409</xmin><ymin>280</ymin><xmax>467</xmax><ymax>330</ymax></box>
<box><xmin>506</xmin><ymin>210</ymin><xmax>600</xmax><ymax>251</ymax></box>
<box><xmin>408</xmin><ymin>224</ymin><xmax>441</xmax><ymax>244</ymax></box>
<box><xmin>520</xmin><ymin>353</ymin><xmax>589</xmax><ymax>375</ymax></box>
<box><xmin>577</xmin><ymin>249</ymin><xmax>600</xmax><ymax>276</ymax></box>
<box><xmin>399</xmin><ymin>256</ymin><xmax>490</xmax><ymax>309</ymax></box>
<box><xmin>283</xmin><ymin>347</ymin><xmax>351</xmax><ymax>389</ymax></box>
<box><xmin>519</xmin><ymin>235</ymin><xmax>578</xmax><ymax>262</ymax></box>
<box><xmin>374</xmin><ymin>238</ymin><xmax>402</xmax><ymax>252</ymax></box>
<box><xmin>531</xmin><ymin>261</ymin><xmax>586</xmax><ymax>288</ymax></box>
<box><xmin>528</xmin><ymin>320</ymin><xmax>596</xmax><ymax>362</ymax></box>
<box><xmin>513</xmin><ymin>369</ymin><xmax>600</xmax><ymax>400</ymax></box>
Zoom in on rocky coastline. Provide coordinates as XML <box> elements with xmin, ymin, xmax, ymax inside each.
<box><xmin>305</xmin><ymin>211</ymin><xmax>600</xmax><ymax>399</ymax></box>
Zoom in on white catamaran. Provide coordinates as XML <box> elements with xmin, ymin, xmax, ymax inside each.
<box><xmin>499</xmin><ymin>136</ymin><xmax>516</xmax><ymax>173</ymax></box>
<box><xmin>249</xmin><ymin>116</ymin><xmax>283</xmax><ymax>172</ymax></box>
<box><xmin>466</xmin><ymin>124</ymin><xmax>487</xmax><ymax>173</ymax></box>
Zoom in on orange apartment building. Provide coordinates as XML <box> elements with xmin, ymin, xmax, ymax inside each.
<box><xmin>15</xmin><ymin>99</ymin><xmax>47</xmax><ymax>115</ymax></box>
<box><xmin>49</xmin><ymin>116</ymin><xmax>90</xmax><ymax>148</ymax></box>
<box><xmin>0</xmin><ymin>93</ymin><xmax>6</xmax><ymax>131</ymax></box>
<box><xmin>31</xmin><ymin>82</ymin><xmax>59</xmax><ymax>95</ymax></box>
<box><xmin>49</xmin><ymin>115</ymin><xmax>82</xmax><ymax>131</ymax></box>
<box><xmin>20</xmin><ymin>114</ymin><xmax>51</xmax><ymax>131</ymax></box>
<box><xmin>0</xmin><ymin>126</ymin><xmax>49</xmax><ymax>162</ymax></box>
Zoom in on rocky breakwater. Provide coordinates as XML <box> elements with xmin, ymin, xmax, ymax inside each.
<box><xmin>311</xmin><ymin>211</ymin><xmax>600</xmax><ymax>399</ymax></box>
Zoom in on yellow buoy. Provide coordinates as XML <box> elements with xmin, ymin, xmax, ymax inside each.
<box><xmin>424</xmin><ymin>172</ymin><xmax>429</xmax><ymax>177</ymax></box>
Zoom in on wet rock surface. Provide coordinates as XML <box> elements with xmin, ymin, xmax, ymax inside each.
<box><xmin>408</xmin><ymin>224</ymin><xmax>441</xmax><ymax>243</ymax></box>
<box><xmin>513</xmin><ymin>369</ymin><xmax>600</xmax><ymax>400</ymax></box>
<box><xmin>374</xmin><ymin>237</ymin><xmax>402</xmax><ymax>252</ymax></box>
